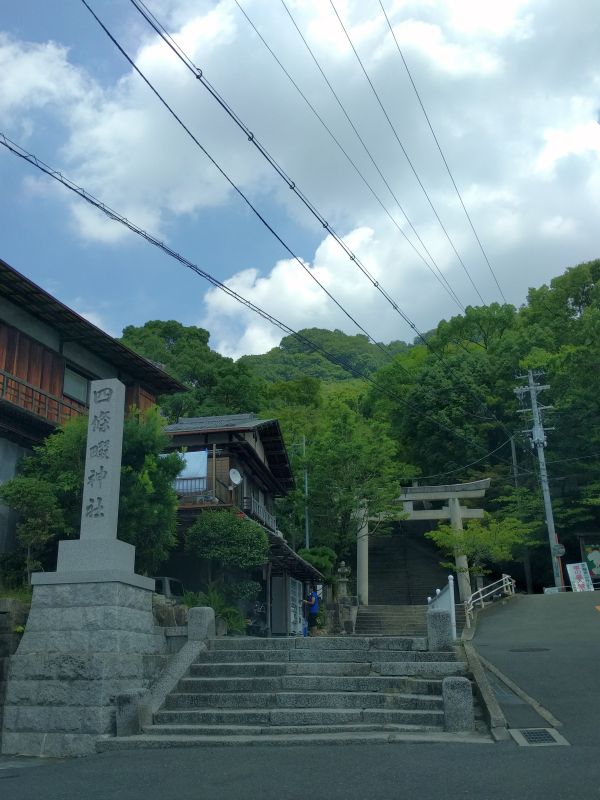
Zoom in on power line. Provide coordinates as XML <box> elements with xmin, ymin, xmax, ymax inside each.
<box><xmin>412</xmin><ymin>437</ymin><xmax>514</xmax><ymax>482</ymax></box>
<box><xmin>124</xmin><ymin>0</ymin><xmax>514</xmax><ymax>438</ymax></box>
<box><xmin>80</xmin><ymin>0</ymin><xmax>392</xmax><ymax>363</ymax></box>
<box><xmin>329</xmin><ymin>0</ymin><xmax>487</xmax><ymax>306</ymax></box>
<box><xmin>233</xmin><ymin>0</ymin><xmax>466</xmax><ymax>313</ymax></box>
<box><xmin>123</xmin><ymin>0</ymin><xmax>465</xmax><ymax>350</ymax></box>
<box><xmin>378</xmin><ymin>0</ymin><xmax>507</xmax><ymax>304</ymax></box>
<box><xmin>0</xmin><ymin>131</ymin><xmax>515</xmax><ymax>466</ymax></box>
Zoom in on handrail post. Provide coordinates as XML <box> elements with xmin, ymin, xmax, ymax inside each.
<box><xmin>449</xmin><ymin>575</ymin><xmax>456</xmax><ymax>640</ymax></box>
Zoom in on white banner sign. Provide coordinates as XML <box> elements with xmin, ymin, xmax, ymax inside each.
<box><xmin>566</xmin><ymin>562</ymin><xmax>595</xmax><ymax>592</ymax></box>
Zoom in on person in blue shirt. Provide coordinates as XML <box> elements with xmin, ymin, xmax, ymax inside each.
<box><xmin>303</xmin><ymin>584</ymin><xmax>320</xmax><ymax>636</ymax></box>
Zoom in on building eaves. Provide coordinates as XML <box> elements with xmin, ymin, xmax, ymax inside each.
<box><xmin>0</xmin><ymin>258</ymin><xmax>186</xmax><ymax>396</ymax></box>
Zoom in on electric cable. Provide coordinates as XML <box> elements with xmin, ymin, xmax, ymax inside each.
<box><xmin>0</xmin><ymin>130</ymin><xmax>516</xmax><ymax>469</ymax></box>
<box><xmin>79</xmin><ymin>0</ymin><xmax>393</xmax><ymax>363</ymax></box>
<box><xmin>234</xmin><ymin>0</ymin><xmax>466</xmax><ymax>312</ymax></box>
<box><xmin>123</xmin><ymin>0</ymin><xmax>465</xmax><ymax>349</ymax></box>
<box><xmin>408</xmin><ymin>437</ymin><xmax>514</xmax><ymax>482</ymax></box>
<box><xmin>123</xmin><ymin>0</ymin><xmax>516</xmax><ymax>437</ymax></box>
<box><xmin>378</xmin><ymin>0</ymin><xmax>507</xmax><ymax>304</ymax></box>
<box><xmin>329</xmin><ymin>0</ymin><xmax>487</xmax><ymax>305</ymax></box>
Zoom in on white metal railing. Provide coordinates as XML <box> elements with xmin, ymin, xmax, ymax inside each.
<box><xmin>174</xmin><ymin>476</ymin><xmax>207</xmax><ymax>495</ymax></box>
<box><xmin>243</xmin><ymin>496</ymin><xmax>277</xmax><ymax>531</ymax></box>
<box><xmin>464</xmin><ymin>573</ymin><xmax>516</xmax><ymax>628</ymax></box>
<box><xmin>428</xmin><ymin>575</ymin><xmax>457</xmax><ymax>640</ymax></box>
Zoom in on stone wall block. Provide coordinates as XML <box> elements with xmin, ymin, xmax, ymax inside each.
<box><xmin>116</xmin><ymin>583</ymin><xmax>152</xmax><ymax>611</ymax></box>
<box><xmin>443</xmin><ymin>676</ymin><xmax>475</xmax><ymax>732</ymax></box>
<box><xmin>187</xmin><ymin>607</ymin><xmax>216</xmax><ymax>641</ymax></box>
<box><xmin>427</xmin><ymin>609</ymin><xmax>453</xmax><ymax>651</ymax></box>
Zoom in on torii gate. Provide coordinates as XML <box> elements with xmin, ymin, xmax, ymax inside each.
<box><xmin>356</xmin><ymin>479</ymin><xmax>490</xmax><ymax>606</ymax></box>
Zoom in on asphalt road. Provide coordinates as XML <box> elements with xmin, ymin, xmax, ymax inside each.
<box><xmin>1</xmin><ymin>740</ymin><xmax>600</xmax><ymax>800</ymax></box>
<box><xmin>2</xmin><ymin>592</ymin><xmax>599</xmax><ymax>800</ymax></box>
<box><xmin>474</xmin><ymin>591</ymin><xmax>600</xmax><ymax>746</ymax></box>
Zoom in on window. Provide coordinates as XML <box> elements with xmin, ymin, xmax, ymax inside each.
<box><xmin>63</xmin><ymin>367</ymin><xmax>89</xmax><ymax>403</ymax></box>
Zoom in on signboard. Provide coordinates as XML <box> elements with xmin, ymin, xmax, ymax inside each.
<box><xmin>582</xmin><ymin>543</ymin><xmax>600</xmax><ymax>583</ymax></box>
<box><xmin>566</xmin><ymin>562</ymin><xmax>595</xmax><ymax>593</ymax></box>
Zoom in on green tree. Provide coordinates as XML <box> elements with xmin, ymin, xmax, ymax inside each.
<box><xmin>426</xmin><ymin>515</ymin><xmax>534</xmax><ymax>577</ymax></box>
<box><xmin>297</xmin><ymin>546</ymin><xmax>337</xmax><ymax>579</ymax></box>
<box><xmin>0</xmin><ymin>409</ymin><xmax>183</xmax><ymax>584</ymax></box>
<box><xmin>121</xmin><ymin>320</ymin><xmax>265</xmax><ymax>419</ymax></box>
<box><xmin>276</xmin><ymin>397</ymin><xmax>407</xmax><ymax>561</ymax></box>
<box><xmin>185</xmin><ymin>510</ymin><xmax>269</xmax><ymax>582</ymax></box>
<box><xmin>240</xmin><ymin>328</ymin><xmax>409</xmax><ymax>383</ymax></box>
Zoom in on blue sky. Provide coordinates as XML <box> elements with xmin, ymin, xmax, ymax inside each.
<box><xmin>1</xmin><ymin>0</ymin><xmax>599</xmax><ymax>357</ymax></box>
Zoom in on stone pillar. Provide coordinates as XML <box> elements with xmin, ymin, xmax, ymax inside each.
<box><xmin>1</xmin><ymin>379</ymin><xmax>165</xmax><ymax>758</ymax></box>
<box><xmin>357</xmin><ymin>516</ymin><xmax>369</xmax><ymax>606</ymax></box>
<box><xmin>442</xmin><ymin>676</ymin><xmax>475</xmax><ymax>732</ymax></box>
<box><xmin>449</xmin><ymin>497</ymin><xmax>471</xmax><ymax>602</ymax></box>
<box><xmin>427</xmin><ymin>608</ymin><xmax>453</xmax><ymax>651</ymax></box>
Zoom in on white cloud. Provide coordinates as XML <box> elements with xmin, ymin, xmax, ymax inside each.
<box><xmin>0</xmin><ymin>34</ymin><xmax>89</xmax><ymax>118</ymax></box>
<box><xmin>2</xmin><ymin>0</ymin><xmax>600</xmax><ymax>355</ymax></box>
<box><xmin>540</xmin><ymin>215</ymin><xmax>578</xmax><ymax>239</ymax></box>
<box><xmin>535</xmin><ymin>120</ymin><xmax>600</xmax><ymax>176</ymax></box>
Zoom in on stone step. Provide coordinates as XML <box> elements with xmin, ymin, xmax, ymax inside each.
<box><xmin>165</xmin><ymin>691</ymin><xmax>443</xmax><ymax>710</ymax></box>
<box><xmin>142</xmin><ymin>721</ymin><xmax>442</xmax><ymax>737</ymax></box>
<box><xmin>154</xmin><ymin>707</ymin><xmax>445</xmax><ymax>727</ymax></box>
<box><xmin>194</xmin><ymin>649</ymin><xmax>457</xmax><ymax>664</ymax></box>
<box><xmin>177</xmin><ymin>675</ymin><xmax>442</xmax><ymax>694</ymax></box>
<box><xmin>190</xmin><ymin>662</ymin><xmax>373</xmax><ymax>677</ymax></box>
<box><xmin>97</xmin><ymin>728</ymin><xmax>491</xmax><ymax>751</ymax></box>
<box><xmin>188</xmin><ymin>661</ymin><xmax>465</xmax><ymax>678</ymax></box>
<box><xmin>209</xmin><ymin>636</ymin><xmax>426</xmax><ymax>652</ymax></box>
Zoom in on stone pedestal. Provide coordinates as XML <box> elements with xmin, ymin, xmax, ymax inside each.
<box><xmin>1</xmin><ymin>380</ymin><xmax>169</xmax><ymax>757</ymax></box>
<box><xmin>1</xmin><ymin>581</ymin><xmax>166</xmax><ymax>757</ymax></box>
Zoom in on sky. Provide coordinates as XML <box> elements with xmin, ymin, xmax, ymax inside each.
<box><xmin>1</xmin><ymin>0</ymin><xmax>599</xmax><ymax>359</ymax></box>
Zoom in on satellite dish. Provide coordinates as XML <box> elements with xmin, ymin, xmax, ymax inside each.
<box><xmin>229</xmin><ymin>468</ymin><xmax>243</xmax><ymax>486</ymax></box>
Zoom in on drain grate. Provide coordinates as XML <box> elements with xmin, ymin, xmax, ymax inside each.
<box><xmin>509</xmin><ymin>728</ymin><xmax>569</xmax><ymax>747</ymax></box>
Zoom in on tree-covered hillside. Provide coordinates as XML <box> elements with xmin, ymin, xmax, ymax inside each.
<box><xmin>239</xmin><ymin>328</ymin><xmax>409</xmax><ymax>382</ymax></box>
<box><xmin>119</xmin><ymin>260</ymin><xmax>600</xmax><ymax>589</ymax></box>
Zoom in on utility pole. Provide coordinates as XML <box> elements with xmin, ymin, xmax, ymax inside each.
<box><xmin>510</xmin><ymin>435</ymin><xmax>533</xmax><ymax>593</ymax></box>
<box><xmin>514</xmin><ymin>370</ymin><xmax>563</xmax><ymax>589</ymax></box>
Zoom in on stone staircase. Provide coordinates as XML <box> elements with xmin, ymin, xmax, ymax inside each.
<box><xmin>369</xmin><ymin>525</ymin><xmax>450</xmax><ymax>605</ymax></box>
<box><xmin>355</xmin><ymin>605</ymin><xmax>428</xmax><ymax>635</ymax></box>
<box><xmin>360</xmin><ymin>525</ymin><xmax>467</xmax><ymax>636</ymax></box>
<box><xmin>98</xmin><ymin>636</ymin><xmax>487</xmax><ymax>749</ymax></box>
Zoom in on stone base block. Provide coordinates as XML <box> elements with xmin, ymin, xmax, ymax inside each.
<box><xmin>56</xmin><ymin>538</ymin><xmax>136</xmax><ymax>575</ymax></box>
<box><xmin>427</xmin><ymin>609</ymin><xmax>453</xmax><ymax>651</ymax></box>
<box><xmin>443</xmin><ymin>676</ymin><xmax>475</xmax><ymax>732</ymax></box>
<box><xmin>1</xmin><ymin>580</ymin><xmax>167</xmax><ymax>757</ymax></box>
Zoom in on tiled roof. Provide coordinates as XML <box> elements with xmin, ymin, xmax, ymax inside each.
<box><xmin>164</xmin><ymin>413</ymin><xmax>275</xmax><ymax>433</ymax></box>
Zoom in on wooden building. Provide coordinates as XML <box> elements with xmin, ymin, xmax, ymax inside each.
<box><xmin>163</xmin><ymin>414</ymin><xmax>321</xmax><ymax>634</ymax></box>
<box><xmin>0</xmin><ymin>257</ymin><xmax>184</xmax><ymax>554</ymax></box>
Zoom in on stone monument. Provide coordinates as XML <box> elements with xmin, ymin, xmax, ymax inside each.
<box><xmin>1</xmin><ymin>379</ymin><xmax>166</xmax><ymax>757</ymax></box>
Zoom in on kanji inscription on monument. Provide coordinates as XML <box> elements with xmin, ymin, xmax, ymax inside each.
<box><xmin>80</xmin><ymin>378</ymin><xmax>125</xmax><ymax>540</ymax></box>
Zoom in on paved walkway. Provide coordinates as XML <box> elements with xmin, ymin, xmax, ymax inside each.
<box><xmin>473</xmin><ymin>591</ymin><xmax>600</xmax><ymax>745</ymax></box>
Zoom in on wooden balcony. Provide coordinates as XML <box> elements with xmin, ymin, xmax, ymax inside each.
<box><xmin>175</xmin><ymin>475</ymin><xmax>277</xmax><ymax>532</ymax></box>
<box><xmin>0</xmin><ymin>368</ymin><xmax>86</xmax><ymax>426</ymax></box>
<box><xmin>174</xmin><ymin>475</ymin><xmax>232</xmax><ymax>507</ymax></box>
<box><xmin>243</xmin><ymin>495</ymin><xmax>277</xmax><ymax>532</ymax></box>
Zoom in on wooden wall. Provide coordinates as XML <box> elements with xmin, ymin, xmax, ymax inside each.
<box><xmin>0</xmin><ymin>321</ymin><xmax>63</xmax><ymax>397</ymax></box>
<box><xmin>0</xmin><ymin>321</ymin><xmax>156</xmax><ymax>425</ymax></box>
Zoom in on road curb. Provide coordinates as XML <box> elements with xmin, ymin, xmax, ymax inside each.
<box><xmin>460</xmin><ymin>642</ymin><xmax>509</xmax><ymax>742</ymax></box>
